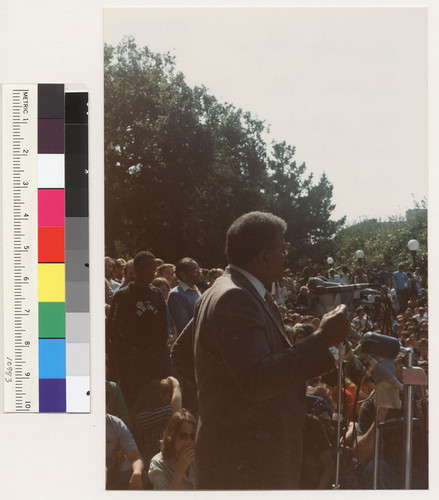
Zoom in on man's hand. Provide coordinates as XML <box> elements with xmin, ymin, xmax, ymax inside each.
<box><xmin>318</xmin><ymin>304</ymin><xmax>350</xmax><ymax>348</ymax></box>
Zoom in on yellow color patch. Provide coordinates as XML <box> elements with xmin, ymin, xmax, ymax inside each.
<box><xmin>38</xmin><ymin>263</ymin><xmax>65</xmax><ymax>301</ymax></box>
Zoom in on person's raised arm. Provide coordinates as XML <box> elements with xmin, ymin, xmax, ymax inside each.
<box><xmin>125</xmin><ymin>449</ymin><xmax>144</xmax><ymax>490</ymax></box>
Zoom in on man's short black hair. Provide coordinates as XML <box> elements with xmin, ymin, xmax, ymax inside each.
<box><xmin>175</xmin><ymin>257</ymin><xmax>197</xmax><ymax>280</ymax></box>
<box><xmin>133</xmin><ymin>250</ymin><xmax>156</xmax><ymax>270</ymax></box>
<box><xmin>225</xmin><ymin>211</ymin><xmax>287</xmax><ymax>267</ymax></box>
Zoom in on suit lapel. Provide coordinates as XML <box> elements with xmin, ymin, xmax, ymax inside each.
<box><xmin>226</xmin><ymin>267</ymin><xmax>292</xmax><ymax>347</ymax></box>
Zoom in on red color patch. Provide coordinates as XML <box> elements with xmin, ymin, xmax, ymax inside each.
<box><xmin>38</xmin><ymin>226</ymin><xmax>65</xmax><ymax>262</ymax></box>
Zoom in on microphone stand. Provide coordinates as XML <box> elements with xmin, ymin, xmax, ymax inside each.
<box><xmin>332</xmin><ymin>343</ymin><xmax>345</xmax><ymax>489</ymax></box>
<box><xmin>372</xmin><ymin>405</ymin><xmax>380</xmax><ymax>489</ymax></box>
<box><xmin>403</xmin><ymin>349</ymin><xmax>414</xmax><ymax>489</ymax></box>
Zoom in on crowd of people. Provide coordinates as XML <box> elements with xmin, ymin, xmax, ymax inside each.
<box><xmin>104</xmin><ymin>232</ymin><xmax>428</xmax><ymax>490</ymax></box>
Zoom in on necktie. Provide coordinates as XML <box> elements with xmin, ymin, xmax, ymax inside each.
<box><xmin>264</xmin><ymin>291</ymin><xmax>284</xmax><ymax>328</ymax></box>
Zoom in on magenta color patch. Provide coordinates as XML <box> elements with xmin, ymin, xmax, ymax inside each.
<box><xmin>38</xmin><ymin>189</ymin><xmax>65</xmax><ymax>226</ymax></box>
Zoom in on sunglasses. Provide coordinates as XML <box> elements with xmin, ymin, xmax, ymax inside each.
<box><xmin>177</xmin><ymin>431</ymin><xmax>195</xmax><ymax>441</ymax></box>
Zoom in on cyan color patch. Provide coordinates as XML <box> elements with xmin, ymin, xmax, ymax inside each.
<box><xmin>38</xmin><ymin>339</ymin><xmax>66</xmax><ymax>378</ymax></box>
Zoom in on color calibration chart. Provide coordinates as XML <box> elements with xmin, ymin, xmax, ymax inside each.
<box><xmin>2</xmin><ymin>84</ymin><xmax>90</xmax><ymax>412</ymax></box>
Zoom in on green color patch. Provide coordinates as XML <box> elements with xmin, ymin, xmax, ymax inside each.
<box><xmin>39</xmin><ymin>302</ymin><xmax>65</xmax><ymax>338</ymax></box>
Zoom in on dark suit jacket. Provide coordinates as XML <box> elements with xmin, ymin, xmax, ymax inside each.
<box><xmin>193</xmin><ymin>267</ymin><xmax>335</xmax><ymax>489</ymax></box>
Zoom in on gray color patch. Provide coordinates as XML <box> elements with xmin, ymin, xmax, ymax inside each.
<box><xmin>66</xmin><ymin>312</ymin><xmax>90</xmax><ymax>343</ymax></box>
<box><xmin>65</xmin><ymin>217</ymin><xmax>89</xmax><ymax>250</ymax></box>
<box><xmin>66</xmin><ymin>281</ymin><xmax>89</xmax><ymax>312</ymax></box>
<box><xmin>66</xmin><ymin>249</ymin><xmax>89</xmax><ymax>281</ymax></box>
<box><xmin>66</xmin><ymin>343</ymin><xmax>90</xmax><ymax>376</ymax></box>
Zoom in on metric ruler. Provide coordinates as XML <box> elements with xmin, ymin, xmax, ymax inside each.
<box><xmin>2</xmin><ymin>85</ymin><xmax>39</xmax><ymax>411</ymax></box>
<box><xmin>2</xmin><ymin>83</ymin><xmax>90</xmax><ymax>413</ymax></box>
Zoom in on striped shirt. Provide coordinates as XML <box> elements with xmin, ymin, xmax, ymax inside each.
<box><xmin>133</xmin><ymin>405</ymin><xmax>173</xmax><ymax>464</ymax></box>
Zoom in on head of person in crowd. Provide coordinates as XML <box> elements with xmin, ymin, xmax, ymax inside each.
<box><xmin>156</xmin><ymin>263</ymin><xmax>176</xmax><ymax>286</ymax></box>
<box><xmin>420</xmin><ymin>320</ymin><xmax>428</xmax><ymax>336</ymax></box>
<box><xmin>290</xmin><ymin>313</ymin><xmax>302</xmax><ymax>325</ymax></box>
<box><xmin>291</xmin><ymin>324</ymin><xmax>307</xmax><ymax>344</ymax></box>
<box><xmin>105</xmin><ymin>256</ymin><xmax>115</xmax><ymax>280</ymax></box>
<box><xmin>299</xmin><ymin>286</ymin><xmax>308</xmax><ymax>296</ymax></box>
<box><xmin>161</xmin><ymin>409</ymin><xmax>197</xmax><ymax>461</ymax></box>
<box><xmin>329</xmin><ymin>268</ymin><xmax>336</xmax><ymax>278</ymax></box>
<box><xmin>355</xmin><ymin>267</ymin><xmax>364</xmax><ymax>277</ymax></box>
<box><xmin>133</xmin><ymin>251</ymin><xmax>157</xmax><ymax>287</ymax></box>
<box><xmin>225</xmin><ymin>211</ymin><xmax>287</xmax><ymax>289</ymax></box>
<box><xmin>175</xmin><ymin>258</ymin><xmax>201</xmax><ymax>289</ymax></box>
<box><xmin>124</xmin><ymin>259</ymin><xmax>136</xmax><ymax>285</ymax></box>
<box><xmin>312</xmin><ymin>317</ymin><xmax>320</xmax><ymax>331</ymax></box>
<box><xmin>398</xmin><ymin>262</ymin><xmax>405</xmax><ymax>272</ymax></box>
<box><xmin>302</xmin><ymin>315</ymin><xmax>313</xmax><ymax>325</ymax></box>
<box><xmin>155</xmin><ymin>258</ymin><xmax>165</xmax><ymax>268</ymax></box>
<box><xmin>208</xmin><ymin>268</ymin><xmax>223</xmax><ymax>286</ymax></box>
<box><xmin>307</xmin><ymin>383</ymin><xmax>333</xmax><ymax>409</ymax></box>
<box><xmin>152</xmin><ymin>277</ymin><xmax>171</xmax><ymax>301</ymax></box>
<box><xmin>418</xmin><ymin>306</ymin><xmax>426</xmax><ymax>319</ymax></box>
<box><xmin>114</xmin><ymin>258</ymin><xmax>126</xmax><ymax>281</ymax></box>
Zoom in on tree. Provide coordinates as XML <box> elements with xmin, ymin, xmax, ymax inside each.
<box><xmin>331</xmin><ymin>200</ymin><xmax>427</xmax><ymax>275</ymax></box>
<box><xmin>105</xmin><ymin>37</ymin><xmax>343</xmax><ymax>267</ymax></box>
<box><xmin>266</xmin><ymin>141</ymin><xmax>345</xmax><ymax>265</ymax></box>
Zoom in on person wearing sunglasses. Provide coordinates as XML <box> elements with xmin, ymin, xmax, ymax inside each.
<box><xmin>148</xmin><ymin>409</ymin><xmax>196</xmax><ymax>489</ymax></box>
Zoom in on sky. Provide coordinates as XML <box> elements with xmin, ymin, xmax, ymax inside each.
<box><xmin>104</xmin><ymin>7</ymin><xmax>427</xmax><ymax>223</ymax></box>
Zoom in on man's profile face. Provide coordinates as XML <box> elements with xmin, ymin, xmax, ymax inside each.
<box><xmin>181</xmin><ymin>261</ymin><xmax>201</xmax><ymax>287</ymax></box>
<box><xmin>265</xmin><ymin>230</ymin><xmax>286</xmax><ymax>284</ymax></box>
<box><xmin>135</xmin><ymin>258</ymin><xmax>157</xmax><ymax>284</ymax></box>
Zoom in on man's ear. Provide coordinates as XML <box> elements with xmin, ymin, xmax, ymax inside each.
<box><xmin>256</xmin><ymin>248</ymin><xmax>270</xmax><ymax>267</ymax></box>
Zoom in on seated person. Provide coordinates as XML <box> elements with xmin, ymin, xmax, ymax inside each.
<box><xmin>131</xmin><ymin>376</ymin><xmax>182</xmax><ymax>464</ymax></box>
<box><xmin>148</xmin><ymin>409</ymin><xmax>196</xmax><ymax>489</ymax></box>
<box><xmin>106</xmin><ymin>412</ymin><xmax>147</xmax><ymax>490</ymax></box>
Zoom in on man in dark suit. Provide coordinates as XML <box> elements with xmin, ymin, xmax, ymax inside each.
<box><xmin>193</xmin><ymin>212</ymin><xmax>350</xmax><ymax>489</ymax></box>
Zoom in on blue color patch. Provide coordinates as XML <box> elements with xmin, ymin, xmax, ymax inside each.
<box><xmin>38</xmin><ymin>339</ymin><xmax>66</xmax><ymax>378</ymax></box>
<box><xmin>39</xmin><ymin>378</ymin><xmax>66</xmax><ymax>412</ymax></box>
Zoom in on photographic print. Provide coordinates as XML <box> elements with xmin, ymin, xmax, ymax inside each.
<box><xmin>103</xmin><ymin>7</ymin><xmax>428</xmax><ymax>490</ymax></box>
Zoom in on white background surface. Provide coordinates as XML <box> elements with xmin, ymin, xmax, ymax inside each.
<box><xmin>0</xmin><ymin>1</ymin><xmax>437</xmax><ymax>498</ymax></box>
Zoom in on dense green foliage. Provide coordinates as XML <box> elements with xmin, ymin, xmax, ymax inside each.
<box><xmin>330</xmin><ymin>201</ymin><xmax>427</xmax><ymax>275</ymax></box>
<box><xmin>104</xmin><ymin>37</ymin><xmax>344</xmax><ymax>266</ymax></box>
